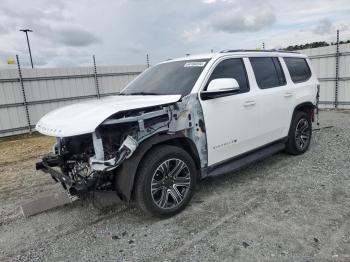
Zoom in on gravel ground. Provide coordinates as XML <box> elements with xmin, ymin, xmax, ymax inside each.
<box><xmin>0</xmin><ymin>110</ymin><xmax>349</xmax><ymax>261</ymax></box>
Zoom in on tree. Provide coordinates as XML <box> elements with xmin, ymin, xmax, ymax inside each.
<box><xmin>285</xmin><ymin>41</ymin><xmax>330</xmax><ymax>51</ymax></box>
<box><xmin>284</xmin><ymin>40</ymin><xmax>350</xmax><ymax>51</ymax></box>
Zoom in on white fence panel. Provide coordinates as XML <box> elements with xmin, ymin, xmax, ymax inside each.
<box><xmin>0</xmin><ymin>64</ymin><xmax>147</xmax><ymax>137</ymax></box>
<box><xmin>97</xmin><ymin>65</ymin><xmax>146</xmax><ymax>94</ymax></box>
<box><xmin>300</xmin><ymin>43</ymin><xmax>350</xmax><ymax>109</ymax></box>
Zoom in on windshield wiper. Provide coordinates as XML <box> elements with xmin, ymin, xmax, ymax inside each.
<box><xmin>123</xmin><ymin>92</ymin><xmax>161</xmax><ymax>96</ymax></box>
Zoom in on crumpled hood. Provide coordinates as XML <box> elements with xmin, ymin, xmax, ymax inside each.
<box><xmin>36</xmin><ymin>95</ymin><xmax>181</xmax><ymax>137</ymax></box>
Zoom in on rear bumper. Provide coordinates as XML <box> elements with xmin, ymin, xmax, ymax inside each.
<box><xmin>36</xmin><ymin>155</ymin><xmax>90</xmax><ymax>195</ymax></box>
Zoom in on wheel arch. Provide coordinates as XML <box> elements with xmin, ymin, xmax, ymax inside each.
<box><xmin>286</xmin><ymin>102</ymin><xmax>315</xmax><ymax>141</ymax></box>
<box><xmin>293</xmin><ymin>102</ymin><xmax>315</xmax><ymax>121</ymax></box>
<box><xmin>285</xmin><ymin>105</ymin><xmax>313</xmax><ymax>155</ymax></box>
<box><xmin>114</xmin><ymin>133</ymin><xmax>200</xmax><ymax>202</ymax></box>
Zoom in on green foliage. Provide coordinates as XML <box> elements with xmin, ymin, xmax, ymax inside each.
<box><xmin>285</xmin><ymin>41</ymin><xmax>329</xmax><ymax>51</ymax></box>
<box><xmin>284</xmin><ymin>40</ymin><xmax>350</xmax><ymax>51</ymax></box>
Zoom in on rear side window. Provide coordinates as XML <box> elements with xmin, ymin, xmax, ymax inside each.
<box><xmin>207</xmin><ymin>58</ymin><xmax>249</xmax><ymax>93</ymax></box>
<box><xmin>249</xmin><ymin>57</ymin><xmax>286</xmax><ymax>89</ymax></box>
<box><xmin>284</xmin><ymin>57</ymin><xmax>312</xmax><ymax>83</ymax></box>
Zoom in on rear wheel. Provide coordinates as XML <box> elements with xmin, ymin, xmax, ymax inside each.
<box><xmin>134</xmin><ymin>145</ymin><xmax>197</xmax><ymax>217</ymax></box>
<box><xmin>285</xmin><ymin>111</ymin><xmax>312</xmax><ymax>155</ymax></box>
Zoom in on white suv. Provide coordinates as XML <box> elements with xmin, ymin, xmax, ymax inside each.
<box><xmin>36</xmin><ymin>50</ymin><xmax>318</xmax><ymax>217</ymax></box>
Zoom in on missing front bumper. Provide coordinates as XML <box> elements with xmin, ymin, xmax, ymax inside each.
<box><xmin>36</xmin><ymin>155</ymin><xmax>92</xmax><ymax>195</ymax></box>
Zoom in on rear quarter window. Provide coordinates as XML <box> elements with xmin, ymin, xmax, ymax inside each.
<box><xmin>283</xmin><ymin>57</ymin><xmax>312</xmax><ymax>83</ymax></box>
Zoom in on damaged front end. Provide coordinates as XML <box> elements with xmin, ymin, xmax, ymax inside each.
<box><xmin>36</xmin><ymin>94</ymin><xmax>208</xmax><ymax>199</ymax></box>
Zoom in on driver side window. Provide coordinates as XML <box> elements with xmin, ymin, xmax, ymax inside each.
<box><xmin>207</xmin><ymin>58</ymin><xmax>250</xmax><ymax>93</ymax></box>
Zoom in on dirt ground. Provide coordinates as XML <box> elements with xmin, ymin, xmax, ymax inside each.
<box><xmin>0</xmin><ymin>135</ymin><xmax>58</xmax><ymax>224</ymax></box>
<box><xmin>0</xmin><ymin>110</ymin><xmax>349</xmax><ymax>261</ymax></box>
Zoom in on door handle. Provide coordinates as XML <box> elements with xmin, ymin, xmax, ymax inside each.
<box><xmin>244</xmin><ymin>101</ymin><xmax>256</xmax><ymax>107</ymax></box>
<box><xmin>284</xmin><ymin>92</ymin><xmax>293</xmax><ymax>97</ymax></box>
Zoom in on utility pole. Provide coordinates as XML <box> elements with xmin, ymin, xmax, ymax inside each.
<box><xmin>19</xmin><ymin>29</ymin><xmax>34</xmax><ymax>68</ymax></box>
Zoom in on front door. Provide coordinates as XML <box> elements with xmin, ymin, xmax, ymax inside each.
<box><xmin>200</xmin><ymin>58</ymin><xmax>260</xmax><ymax>166</ymax></box>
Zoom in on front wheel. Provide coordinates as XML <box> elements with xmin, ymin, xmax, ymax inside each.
<box><xmin>134</xmin><ymin>145</ymin><xmax>197</xmax><ymax>217</ymax></box>
<box><xmin>285</xmin><ymin>111</ymin><xmax>312</xmax><ymax>155</ymax></box>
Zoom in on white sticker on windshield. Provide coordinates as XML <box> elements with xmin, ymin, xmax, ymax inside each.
<box><xmin>184</xmin><ymin>62</ymin><xmax>206</xmax><ymax>67</ymax></box>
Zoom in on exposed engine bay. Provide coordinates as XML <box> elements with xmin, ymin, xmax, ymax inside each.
<box><xmin>36</xmin><ymin>94</ymin><xmax>207</xmax><ymax>199</ymax></box>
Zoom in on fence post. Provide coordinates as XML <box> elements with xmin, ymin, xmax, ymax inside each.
<box><xmin>16</xmin><ymin>55</ymin><xmax>32</xmax><ymax>133</ymax></box>
<box><xmin>93</xmin><ymin>55</ymin><xmax>100</xmax><ymax>99</ymax></box>
<box><xmin>335</xmin><ymin>30</ymin><xmax>340</xmax><ymax>109</ymax></box>
<box><xmin>146</xmin><ymin>54</ymin><xmax>150</xmax><ymax>68</ymax></box>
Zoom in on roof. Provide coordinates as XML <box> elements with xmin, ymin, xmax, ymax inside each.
<box><xmin>163</xmin><ymin>50</ymin><xmax>306</xmax><ymax>63</ymax></box>
<box><xmin>220</xmin><ymin>49</ymin><xmax>300</xmax><ymax>54</ymax></box>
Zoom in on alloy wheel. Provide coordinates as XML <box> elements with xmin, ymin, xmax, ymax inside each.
<box><xmin>295</xmin><ymin>118</ymin><xmax>311</xmax><ymax>151</ymax></box>
<box><xmin>151</xmin><ymin>158</ymin><xmax>191</xmax><ymax>209</ymax></box>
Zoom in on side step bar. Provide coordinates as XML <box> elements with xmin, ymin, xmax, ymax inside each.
<box><xmin>204</xmin><ymin>141</ymin><xmax>286</xmax><ymax>178</ymax></box>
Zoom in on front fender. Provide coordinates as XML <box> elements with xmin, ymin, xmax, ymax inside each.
<box><xmin>114</xmin><ymin>133</ymin><xmax>187</xmax><ymax>201</ymax></box>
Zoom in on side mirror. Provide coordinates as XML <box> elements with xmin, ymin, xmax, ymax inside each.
<box><xmin>201</xmin><ymin>78</ymin><xmax>240</xmax><ymax>100</ymax></box>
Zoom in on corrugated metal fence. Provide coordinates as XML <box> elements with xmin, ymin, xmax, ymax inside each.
<box><xmin>300</xmin><ymin>42</ymin><xmax>350</xmax><ymax>109</ymax></box>
<box><xmin>0</xmin><ymin>59</ymin><xmax>147</xmax><ymax>137</ymax></box>
<box><xmin>1</xmin><ymin>44</ymin><xmax>350</xmax><ymax>137</ymax></box>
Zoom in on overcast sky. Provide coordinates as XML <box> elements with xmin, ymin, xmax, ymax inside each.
<box><xmin>0</xmin><ymin>0</ymin><xmax>349</xmax><ymax>68</ymax></box>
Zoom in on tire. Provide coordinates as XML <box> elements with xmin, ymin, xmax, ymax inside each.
<box><xmin>285</xmin><ymin>111</ymin><xmax>312</xmax><ymax>155</ymax></box>
<box><xmin>134</xmin><ymin>145</ymin><xmax>197</xmax><ymax>217</ymax></box>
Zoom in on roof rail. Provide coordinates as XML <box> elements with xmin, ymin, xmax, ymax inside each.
<box><xmin>220</xmin><ymin>49</ymin><xmax>300</xmax><ymax>54</ymax></box>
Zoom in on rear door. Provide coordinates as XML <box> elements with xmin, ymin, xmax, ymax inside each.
<box><xmin>248</xmin><ymin>57</ymin><xmax>292</xmax><ymax>144</ymax></box>
<box><xmin>282</xmin><ymin>57</ymin><xmax>315</xmax><ymax>118</ymax></box>
<box><xmin>200</xmin><ymin>57</ymin><xmax>261</xmax><ymax>166</ymax></box>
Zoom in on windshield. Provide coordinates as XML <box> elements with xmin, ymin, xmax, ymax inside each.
<box><xmin>121</xmin><ymin>59</ymin><xmax>209</xmax><ymax>96</ymax></box>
